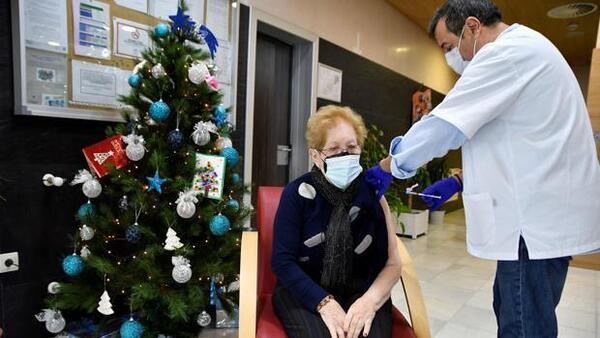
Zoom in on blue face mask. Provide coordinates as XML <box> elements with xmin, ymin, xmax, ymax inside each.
<box><xmin>323</xmin><ymin>153</ymin><xmax>363</xmax><ymax>190</ymax></box>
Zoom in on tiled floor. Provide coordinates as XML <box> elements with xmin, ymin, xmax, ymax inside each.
<box><xmin>391</xmin><ymin>209</ymin><xmax>600</xmax><ymax>338</ymax></box>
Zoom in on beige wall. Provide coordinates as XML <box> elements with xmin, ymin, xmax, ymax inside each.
<box><xmin>240</xmin><ymin>0</ymin><xmax>457</xmax><ymax>94</ymax></box>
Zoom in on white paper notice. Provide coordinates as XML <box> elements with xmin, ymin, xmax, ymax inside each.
<box><xmin>114</xmin><ymin>0</ymin><xmax>148</xmax><ymax>13</ymax></box>
<box><xmin>26</xmin><ymin>48</ymin><xmax>67</xmax><ymax>106</ymax></box>
<box><xmin>24</xmin><ymin>0</ymin><xmax>68</xmax><ymax>54</ymax></box>
<box><xmin>206</xmin><ymin>0</ymin><xmax>230</xmax><ymax>41</ymax></box>
<box><xmin>73</xmin><ymin>0</ymin><xmax>111</xmax><ymax>59</ymax></box>
<box><xmin>317</xmin><ymin>63</ymin><xmax>343</xmax><ymax>103</ymax></box>
<box><xmin>113</xmin><ymin>18</ymin><xmax>150</xmax><ymax>59</ymax></box>
<box><xmin>214</xmin><ymin>39</ymin><xmax>231</xmax><ymax>84</ymax></box>
<box><xmin>72</xmin><ymin>60</ymin><xmax>127</xmax><ymax>107</ymax></box>
<box><xmin>149</xmin><ymin>0</ymin><xmax>178</xmax><ymax>20</ymax></box>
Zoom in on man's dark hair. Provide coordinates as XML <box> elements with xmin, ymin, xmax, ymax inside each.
<box><xmin>428</xmin><ymin>0</ymin><xmax>502</xmax><ymax>38</ymax></box>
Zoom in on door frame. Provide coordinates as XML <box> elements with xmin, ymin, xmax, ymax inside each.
<box><xmin>244</xmin><ymin>7</ymin><xmax>319</xmax><ymax>206</ymax></box>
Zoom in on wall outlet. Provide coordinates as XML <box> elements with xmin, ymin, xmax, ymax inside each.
<box><xmin>0</xmin><ymin>252</ymin><xmax>19</xmax><ymax>273</ymax></box>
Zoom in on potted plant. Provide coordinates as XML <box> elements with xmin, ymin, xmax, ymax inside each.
<box><xmin>426</xmin><ymin>158</ymin><xmax>451</xmax><ymax>225</ymax></box>
<box><xmin>396</xmin><ymin>166</ymin><xmax>431</xmax><ymax>238</ymax></box>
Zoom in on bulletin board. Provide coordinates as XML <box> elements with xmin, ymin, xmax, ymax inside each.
<box><xmin>11</xmin><ymin>0</ymin><xmax>239</xmax><ymax>122</ymax></box>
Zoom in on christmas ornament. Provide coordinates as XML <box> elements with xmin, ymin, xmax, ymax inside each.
<box><xmin>215</xmin><ymin>136</ymin><xmax>232</xmax><ymax>151</ymax></box>
<box><xmin>79</xmin><ymin>224</ymin><xmax>95</xmax><ymax>241</ymax></box>
<box><xmin>35</xmin><ymin>309</ymin><xmax>66</xmax><ymax>334</ymax></box>
<box><xmin>154</xmin><ymin>22</ymin><xmax>170</xmax><ymax>37</ymax></box>
<box><xmin>191</xmin><ymin>121</ymin><xmax>211</xmax><ymax>146</ymax></box>
<box><xmin>97</xmin><ymin>290</ymin><xmax>114</xmax><ymax>315</ymax></box>
<box><xmin>164</xmin><ymin>227</ymin><xmax>183</xmax><ymax>250</ymax></box>
<box><xmin>62</xmin><ymin>254</ymin><xmax>84</xmax><ymax>276</ymax></box>
<box><xmin>220</xmin><ymin>147</ymin><xmax>239</xmax><ymax>167</ymax></box>
<box><xmin>42</xmin><ymin>174</ymin><xmax>65</xmax><ymax>187</ymax></box>
<box><xmin>197</xmin><ymin>311</ymin><xmax>212</xmax><ymax>327</ymax></box>
<box><xmin>120</xmin><ymin>317</ymin><xmax>144</xmax><ymax>338</ymax></box>
<box><xmin>188</xmin><ymin>61</ymin><xmax>210</xmax><ymax>84</ymax></box>
<box><xmin>78</xmin><ymin>201</ymin><xmax>96</xmax><ymax>219</ymax></box>
<box><xmin>128</xmin><ymin>74</ymin><xmax>142</xmax><ymax>88</ymax></box>
<box><xmin>169</xmin><ymin>6</ymin><xmax>196</xmax><ymax>33</ymax></box>
<box><xmin>213</xmin><ymin>106</ymin><xmax>227</xmax><ymax>127</ymax></box>
<box><xmin>227</xmin><ymin>198</ymin><xmax>240</xmax><ymax>212</ymax></box>
<box><xmin>133</xmin><ymin>60</ymin><xmax>147</xmax><ymax>74</ymax></box>
<box><xmin>123</xmin><ymin>133</ymin><xmax>146</xmax><ymax>162</ymax></box>
<box><xmin>199</xmin><ymin>25</ymin><xmax>219</xmax><ymax>59</ymax></box>
<box><xmin>82</xmin><ymin>135</ymin><xmax>128</xmax><ymax>178</ymax></box>
<box><xmin>126</xmin><ymin>223</ymin><xmax>141</xmax><ymax>243</ymax></box>
<box><xmin>71</xmin><ymin>169</ymin><xmax>102</xmax><ymax>199</ymax></box>
<box><xmin>209</xmin><ymin>214</ymin><xmax>230</xmax><ymax>236</ymax></box>
<box><xmin>119</xmin><ymin>195</ymin><xmax>129</xmax><ymax>210</ymax></box>
<box><xmin>80</xmin><ymin>245</ymin><xmax>91</xmax><ymax>258</ymax></box>
<box><xmin>47</xmin><ymin>282</ymin><xmax>61</xmax><ymax>294</ymax></box>
<box><xmin>168</xmin><ymin>129</ymin><xmax>184</xmax><ymax>150</ymax></box>
<box><xmin>231</xmin><ymin>173</ymin><xmax>241</xmax><ymax>185</ymax></box>
<box><xmin>206</xmin><ymin>75</ymin><xmax>219</xmax><ymax>91</ymax></box>
<box><xmin>151</xmin><ymin>63</ymin><xmax>166</xmax><ymax>78</ymax></box>
<box><xmin>209</xmin><ymin>278</ymin><xmax>218</xmax><ymax>306</ymax></box>
<box><xmin>171</xmin><ymin>255</ymin><xmax>192</xmax><ymax>283</ymax></box>
<box><xmin>212</xmin><ymin>272</ymin><xmax>224</xmax><ymax>283</ymax></box>
<box><xmin>175</xmin><ymin>188</ymin><xmax>200</xmax><ymax>219</ymax></box>
<box><xmin>149</xmin><ymin>99</ymin><xmax>171</xmax><ymax>122</ymax></box>
<box><xmin>146</xmin><ymin>169</ymin><xmax>168</xmax><ymax>194</ymax></box>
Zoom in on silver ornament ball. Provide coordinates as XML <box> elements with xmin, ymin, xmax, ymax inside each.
<box><xmin>177</xmin><ymin>201</ymin><xmax>196</xmax><ymax>219</ymax></box>
<box><xmin>188</xmin><ymin>62</ymin><xmax>210</xmax><ymax>84</ymax></box>
<box><xmin>152</xmin><ymin>63</ymin><xmax>166</xmax><ymax>78</ymax></box>
<box><xmin>215</xmin><ymin>137</ymin><xmax>233</xmax><ymax>151</ymax></box>
<box><xmin>47</xmin><ymin>282</ymin><xmax>61</xmax><ymax>294</ymax></box>
<box><xmin>79</xmin><ymin>225</ymin><xmax>95</xmax><ymax>241</ymax></box>
<box><xmin>192</xmin><ymin>129</ymin><xmax>210</xmax><ymax>146</ymax></box>
<box><xmin>126</xmin><ymin>143</ymin><xmax>145</xmax><ymax>161</ymax></box>
<box><xmin>197</xmin><ymin>311</ymin><xmax>212</xmax><ymax>327</ymax></box>
<box><xmin>172</xmin><ymin>264</ymin><xmax>192</xmax><ymax>283</ymax></box>
<box><xmin>46</xmin><ymin>311</ymin><xmax>66</xmax><ymax>333</ymax></box>
<box><xmin>82</xmin><ymin>179</ymin><xmax>102</xmax><ymax>198</ymax></box>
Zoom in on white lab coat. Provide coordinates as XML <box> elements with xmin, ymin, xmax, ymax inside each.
<box><xmin>432</xmin><ymin>24</ymin><xmax>600</xmax><ymax>260</ymax></box>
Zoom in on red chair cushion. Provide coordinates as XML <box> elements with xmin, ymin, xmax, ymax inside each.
<box><xmin>392</xmin><ymin>306</ymin><xmax>417</xmax><ymax>338</ymax></box>
<box><xmin>256</xmin><ymin>295</ymin><xmax>287</xmax><ymax>338</ymax></box>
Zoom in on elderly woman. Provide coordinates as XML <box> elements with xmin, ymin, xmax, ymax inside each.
<box><xmin>271</xmin><ymin>105</ymin><xmax>402</xmax><ymax>338</ymax></box>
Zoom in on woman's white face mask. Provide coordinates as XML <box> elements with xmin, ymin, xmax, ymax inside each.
<box><xmin>445</xmin><ymin>25</ymin><xmax>478</xmax><ymax>75</ymax></box>
<box><xmin>323</xmin><ymin>153</ymin><xmax>363</xmax><ymax>190</ymax></box>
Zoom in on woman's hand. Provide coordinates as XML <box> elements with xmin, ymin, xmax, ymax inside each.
<box><xmin>344</xmin><ymin>295</ymin><xmax>377</xmax><ymax>338</ymax></box>
<box><xmin>318</xmin><ymin>299</ymin><xmax>347</xmax><ymax>338</ymax></box>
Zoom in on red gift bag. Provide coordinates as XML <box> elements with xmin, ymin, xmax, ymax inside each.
<box><xmin>82</xmin><ymin>135</ymin><xmax>128</xmax><ymax>178</ymax></box>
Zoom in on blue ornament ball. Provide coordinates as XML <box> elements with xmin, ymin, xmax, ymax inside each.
<box><xmin>227</xmin><ymin>199</ymin><xmax>240</xmax><ymax>212</ymax></box>
<box><xmin>78</xmin><ymin>202</ymin><xmax>96</xmax><ymax>219</ymax></box>
<box><xmin>167</xmin><ymin>129</ymin><xmax>184</xmax><ymax>149</ymax></box>
<box><xmin>126</xmin><ymin>223</ymin><xmax>141</xmax><ymax>243</ymax></box>
<box><xmin>209</xmin><ymin>214</ymin><xmax>231</xmax><ymax>236</ymax></box>
<box><xmin>149</xmin><ymin>100</ymin><xmax>171</xmax><ymax>122</ymax></box>
<box><xmin>154</xmin><ymin>23</ymin><xmax>170</xmax><ymax>38</ymax></box>
<box><xmin>128</xmin><ymin>74</ymin><xmax>141</xmax><ymax>88</ymax></box>
<box><xmin>231</xmin><ymin>173</ymin><xmax>240</xmax><ymax>185</ymax></box>
<box><xmin>220</xmin><ymin>147</ymin><xmax>239</xmax><ymax>167</ymax></box>
<box><xmin>62</xmin><ymin>254</ymin><xmax>84</xmax><ymax>277</ymax></box>
<box><xmin>213</xmin><ymin>106</ymin><xmax>228</xmax><ymax>127</ymax></box>
<box><xmin>120</xmin><ymin>318</ymin><xmax>144</xmax><ymax>338</ymax></box>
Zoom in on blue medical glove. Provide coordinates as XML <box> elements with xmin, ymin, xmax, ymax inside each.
<box><xmin>421</xmin><ymin>176</ymin><xmax>462</xmax><ymax>211</ymax></box>
<box><xmin>365</xmin><ymin>165</ymin><xmax>393</xmax><ymax>199</ymax></box>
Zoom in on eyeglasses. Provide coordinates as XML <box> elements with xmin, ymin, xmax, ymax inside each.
<box><xmin>320</xmin><ymin>144</ymin><xmax>361</xmax><ymax>157</ymax></box>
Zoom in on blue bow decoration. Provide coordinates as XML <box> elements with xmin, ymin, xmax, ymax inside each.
<box><xmin>199</xmin><ymin>25</ymin><xmax>219</xmax><ymax>59</ymax></box>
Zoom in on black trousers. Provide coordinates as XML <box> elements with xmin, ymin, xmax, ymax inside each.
<box><xmin>272</xmin><ymin>284</ymin><xmax>392</xmax><ymax>338</ymax></box>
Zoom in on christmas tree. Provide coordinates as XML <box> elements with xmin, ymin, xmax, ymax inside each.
<box><xmin>39</xmin><ymin>2</ymin><xmax>249</xmax><ymax>337</ymax></box>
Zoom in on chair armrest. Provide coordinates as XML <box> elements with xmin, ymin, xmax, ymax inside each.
<box><xmin>239</xmin><ymin>231</ymin><xmax>259</xmax><ymax>338</ymax></box>
<box><xmin>397</xmin><ymin>237</ymin><xmax>431</xmax><ymax>338</ymax></box>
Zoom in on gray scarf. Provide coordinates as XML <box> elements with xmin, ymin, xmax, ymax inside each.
<box><xmin>310</xmin><ymin>165</ymin><xmax>360</xmax><ymax>291</ymax></box>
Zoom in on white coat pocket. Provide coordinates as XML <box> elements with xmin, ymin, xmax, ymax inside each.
<box><xmin>463</xmin><ymin>193</ymin><xmax>496</xmax><ymax>247</ymax></box>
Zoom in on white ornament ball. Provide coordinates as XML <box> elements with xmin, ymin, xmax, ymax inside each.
<box><xmin>188</xmin><ymin>62</ymin><xmax>210</xmax><ymax>84</ymax></box>
<box><xmin>46</xmin><ymin>311</ymin><xmax>66</xmax><ymax>333</ymax></box>
<box><xmin>172</xmin><ymin>264</ymin><xmax>192</xmax><ymax>283</ymax></box>
<box><xmin>80</xmin><ymin>245</ymin><xmax>91</xmax><ymax>258</ymax></box>
<box><xmin>215</xmin><ymin>137</ymin><xmax>233</xmax><ymax>151</ymax></box>
<box><xmin>43</xmin><ymin>174</ymin><xmax>65</xmax><ymax>187</ymax></box>
<box><xmin>197</xmin><ymin>311</ymin><xmax>212</xmax><ymax>327</ymax></box>
<box><xmin>177</xmin><ymin>201</ymin><xmax>196</xmax><ymax>219</ymax></box>
<box><xmin>152</xmin><ymin>63</ymin><xmax>166</xmax><ymax>78</ymax></box>
<box><xmin>126</xmin><ymin>143</ymin><xmax>145</xmax><ymax>161</ymax></box>
<box><xmin>47</xmin><ymin>282</ymin><xmax>61</xmax><ymax>294</ymax></box>
<box><xmin>82</xmin><ymin>179</ymin><xmax>102</xmax><ymax>198</ymax></box>
<box><xmin>192</xmin><ymin>129</ymin><xmax>210</xmax><ymax>146</ymax></box>
<box><xmin>79</xmin><ymin>224</ymin><xmax>95</xmax><ymax>241</ymax></box>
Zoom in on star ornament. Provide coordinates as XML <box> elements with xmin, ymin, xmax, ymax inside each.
<box><xmin>169</xmin><ymin>6</ymin><xmax>196</xmax><ymax>34</ymax></box>
<box><xmin>146</xmin><ymin>169</ymin><xmax>168</xmax><ymax>194</ymax></box>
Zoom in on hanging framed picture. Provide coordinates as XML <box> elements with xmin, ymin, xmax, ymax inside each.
<box><xmin>193</xmin><ymin>153</ymin><xmax>226</xmax><ymax>200</ymax></box>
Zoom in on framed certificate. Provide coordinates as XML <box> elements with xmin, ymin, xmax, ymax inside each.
<box><xmin>113</xmin><ymin>17</ymin><xmax>150</xmax><ymax>59</ymax></box>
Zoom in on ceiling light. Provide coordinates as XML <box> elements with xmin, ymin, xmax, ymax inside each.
<box><xmin>547</xmin><ymin>3</ymin><xmax>598</xmax><ymax>19</ymax></box>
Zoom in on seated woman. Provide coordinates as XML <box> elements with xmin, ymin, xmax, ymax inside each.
<box><xmin>271</xmin><ymin>105</ymin><xmax>402</xmax><ymax>338</ymax></box>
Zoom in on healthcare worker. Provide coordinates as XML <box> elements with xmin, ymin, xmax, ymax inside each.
<box><xmin>365</xmin><ymin>0</ymin><xmax>600</xmax><ymax>336</ymax></box>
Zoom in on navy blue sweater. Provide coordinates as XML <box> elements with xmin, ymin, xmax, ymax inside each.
<box><xmin>271</xmin><ymin>173</ymin><xmax>389</xmax><ymax>311</ymax></box>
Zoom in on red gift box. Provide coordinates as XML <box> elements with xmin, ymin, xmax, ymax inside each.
<box><xmin>82</xmin><ymin>135</ymin><xmax>128</xmax><ymax>178</ymax></box>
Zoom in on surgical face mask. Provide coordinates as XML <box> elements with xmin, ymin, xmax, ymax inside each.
<box><xmin>445</xmin><ymin>25</ymin><xmax>478</xmax><ymax>75</ymax></box>
<box><xmin>322</xmin><ymin>153</ymin><xmax>363</xmax><ymax>190</ymax></box>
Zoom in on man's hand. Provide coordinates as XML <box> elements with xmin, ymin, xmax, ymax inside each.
<box><xmin>344</xmin><ymin>295</ymin><xmax>377</xmax><ymax>338</ymax></box>
<box><xmin>421</xmin><ymin>176</ymin><xmax>462</xmax><ymax>211</ymax></box>
<box><xmin>365</xmin><ymin>157</ymin><xmax>393</xmax><ymax>200</ymax></box>
<box><xmin>318</xmin><ymin>299</ymin><xmax>347</xmax><ymax>338</ymax></box>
